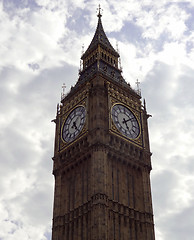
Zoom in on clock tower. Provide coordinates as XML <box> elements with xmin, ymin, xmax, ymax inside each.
<box><xmin>52</xmin><ymin>9</ymin><xmax>155</xmax><ymax>240</ymax></box>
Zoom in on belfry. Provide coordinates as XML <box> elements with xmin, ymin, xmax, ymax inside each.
<box><xmin>52</xmin><ymin>8</ymin><xmax>155</xmax><ymax>240</ymax></box>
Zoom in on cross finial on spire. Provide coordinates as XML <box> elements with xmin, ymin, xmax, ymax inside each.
<box><xmin>97</xmin><ymin>4</ymin><xmax>103</xmax><ymax>18</ymax></box>
<box><xmin>61</xmin><ymin>83</ymin><xmax>66</xmax><ymax>100</ymax></box>
<box><xmin>136</xmin><ymin>79</ymin><xmax>141</xmax><ymax>96</ymax></box>
<box><xmin>136</xmin><ymin>79</ymin><xmax>140</xmax><ymax>89</ymax></box>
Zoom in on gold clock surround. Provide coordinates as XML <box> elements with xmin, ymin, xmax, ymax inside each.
<box><xmin>59</xmin><ymin>99</ymin><xmax>88</xmax><ymax>151</ymax></box>
<box><xmin>109</xmin><ymin>96</ymin><xmax>144</xmax><ymax>148</ymax></box>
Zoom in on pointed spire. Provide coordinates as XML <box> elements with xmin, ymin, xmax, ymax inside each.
<box><xmin>81</xmin><ymin>7</ymin><xmax>119</xmax><ymax>60</ymax></box>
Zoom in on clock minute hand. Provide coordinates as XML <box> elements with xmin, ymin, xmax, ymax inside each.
<box><xmin>123</xmin><ymin>117</ymin><xmax>134</xmax><ymax>123</ymax></box>
<box><xmin>75</xmin><ymin>116</ymin><xmax>79</xmax><ymax>123</ymax></box>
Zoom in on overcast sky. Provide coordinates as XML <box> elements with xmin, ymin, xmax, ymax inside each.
<box><xmin>1</xmin><ymin>0</ymin><xmax>194</xmax><ymax>239</ymax></box>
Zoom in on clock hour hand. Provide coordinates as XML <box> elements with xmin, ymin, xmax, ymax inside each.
<box><xmin>122</xmin><ymin>118</ymin><xmax>129</xmax><ymax>130</ymax></box>
<box><xmin>72</xmin><ymin>116</ymin><xmax>80</xmax><ymax>130</ymax></box>
<box><xmin>72</xmin><ymin>120</ymin><xmax>78</xmax><ymax>130</ymax></box>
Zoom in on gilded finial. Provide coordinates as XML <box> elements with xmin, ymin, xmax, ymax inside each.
<box><xmin>97</xmin><ymin>4</ymin><xmax>103</xmax><ymax>18</ymax></box>
<box><xmin>82</xmin><ymin>44</ymin><xmax>85</xmax><ymax>55</ymax></box>
<box><xmin>136</xmin><ymin>79</ymin><xmax>140</xmax><ymax>89</ymax></box>
<box><xmin>136</xmin><ymin>79</ymin><xmax>141</xmax><ymax>96</ymax></box>
<box><xmin>61</xmin><ymin>83</ymin><xmax>66</xmax><ymax>100</ymax></box>
<box><xmin>116</xmin><ymin>41</ymin><xmax>119</xmax><ymax>52</ymax></box>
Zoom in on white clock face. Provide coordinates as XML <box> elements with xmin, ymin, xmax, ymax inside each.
<box><xmin>62</xmin><ymin>106</ymin><xmax>86</xmax><ymax>142</ymax></box>
<box><xmin>112</xmin><ymin>104</ymin><xmax>140</xmax><ymax>139</ymax></box>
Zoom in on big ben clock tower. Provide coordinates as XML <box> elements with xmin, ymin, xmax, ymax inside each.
<box><xmin>52</xmin><ymin>8</ymin><xmax>155</xmax><ymax>240</ymax></box>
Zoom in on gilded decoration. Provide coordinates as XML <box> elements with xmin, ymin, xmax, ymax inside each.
<box><xmin>60</xmin><ymin>88</ymin><xmax>88</xmax><ymax>115</ymax></box>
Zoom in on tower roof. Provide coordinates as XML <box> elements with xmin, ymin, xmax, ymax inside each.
<box><xmin>81</xmin><ymin>12</ymin><xmax>119</xmax><ymax>59</ymax></box>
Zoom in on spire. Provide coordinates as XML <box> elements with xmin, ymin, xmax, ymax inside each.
<box><xmin>81</xmin><ymin>7</ymin><xmax>119</xmax><ymax>59</ymax></box>
<box><xmin>75</xmin><ymin>8</ymin><xmax>140</xmax><ymax>99</ymax></box>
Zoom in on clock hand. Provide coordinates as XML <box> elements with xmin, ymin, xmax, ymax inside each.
<box><xmin>72</xmin><ymin>121</ymin><xmax>78</xmax><ymax>130</ymax></box>
<box><xmin>71</xmin><ymin>115</ymin><xmax>80</xmax><ymax>130</ymax></box>
<box><xmin>122</xmin><ymin>118</ymin><xmax>129</xmax><ymax>130</ymax></box>
<box><xmin>122</xmin><ymin>117</ymin><xmax>134</xmax><ymax>123</ymax></box>
<box><xmin>73</xmin><ymin>116</ymin><xmax>80</xmax><ymax>129</ymax></box>
<box><xmin>75</xmin><ymin>116</ymin><xmax>79</xmax><ymax>123</ymax></box>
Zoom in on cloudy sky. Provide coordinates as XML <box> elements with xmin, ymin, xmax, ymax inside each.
<box><xmin>1</xmin><ymin>0</ymin><xmax>194</xmax><ymax>239</ymax></box>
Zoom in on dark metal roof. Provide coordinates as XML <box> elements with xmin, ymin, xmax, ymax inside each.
<box><xmin>82</xmin><ymin>15</ymin><xmax>119</xmax><ymax>59</ymax></box>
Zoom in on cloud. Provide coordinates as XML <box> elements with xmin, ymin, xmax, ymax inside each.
<box><xmin>0</xmin><ymin>1</ymin><xmax>71</xmax><ymax>73</ymax></box>
<box><xmin>0</xmin><ymin>63</ymin><xmax>77</xmax><ymax>239</ymax></box>
<box><xmin>139</xmin><ymin>4</ymin><xmax>189</xmax><ymax>40</ymax></box>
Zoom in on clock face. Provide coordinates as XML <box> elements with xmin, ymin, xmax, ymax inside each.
<box><xmin>62</xmin><ymin>106</ymin><xmax>86</xmax><ymax>142</ymax></box>
<box><xmin>112</xmin><ymin>104</ymin><xmax>140</xmax><ymax>139</ymax></box>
